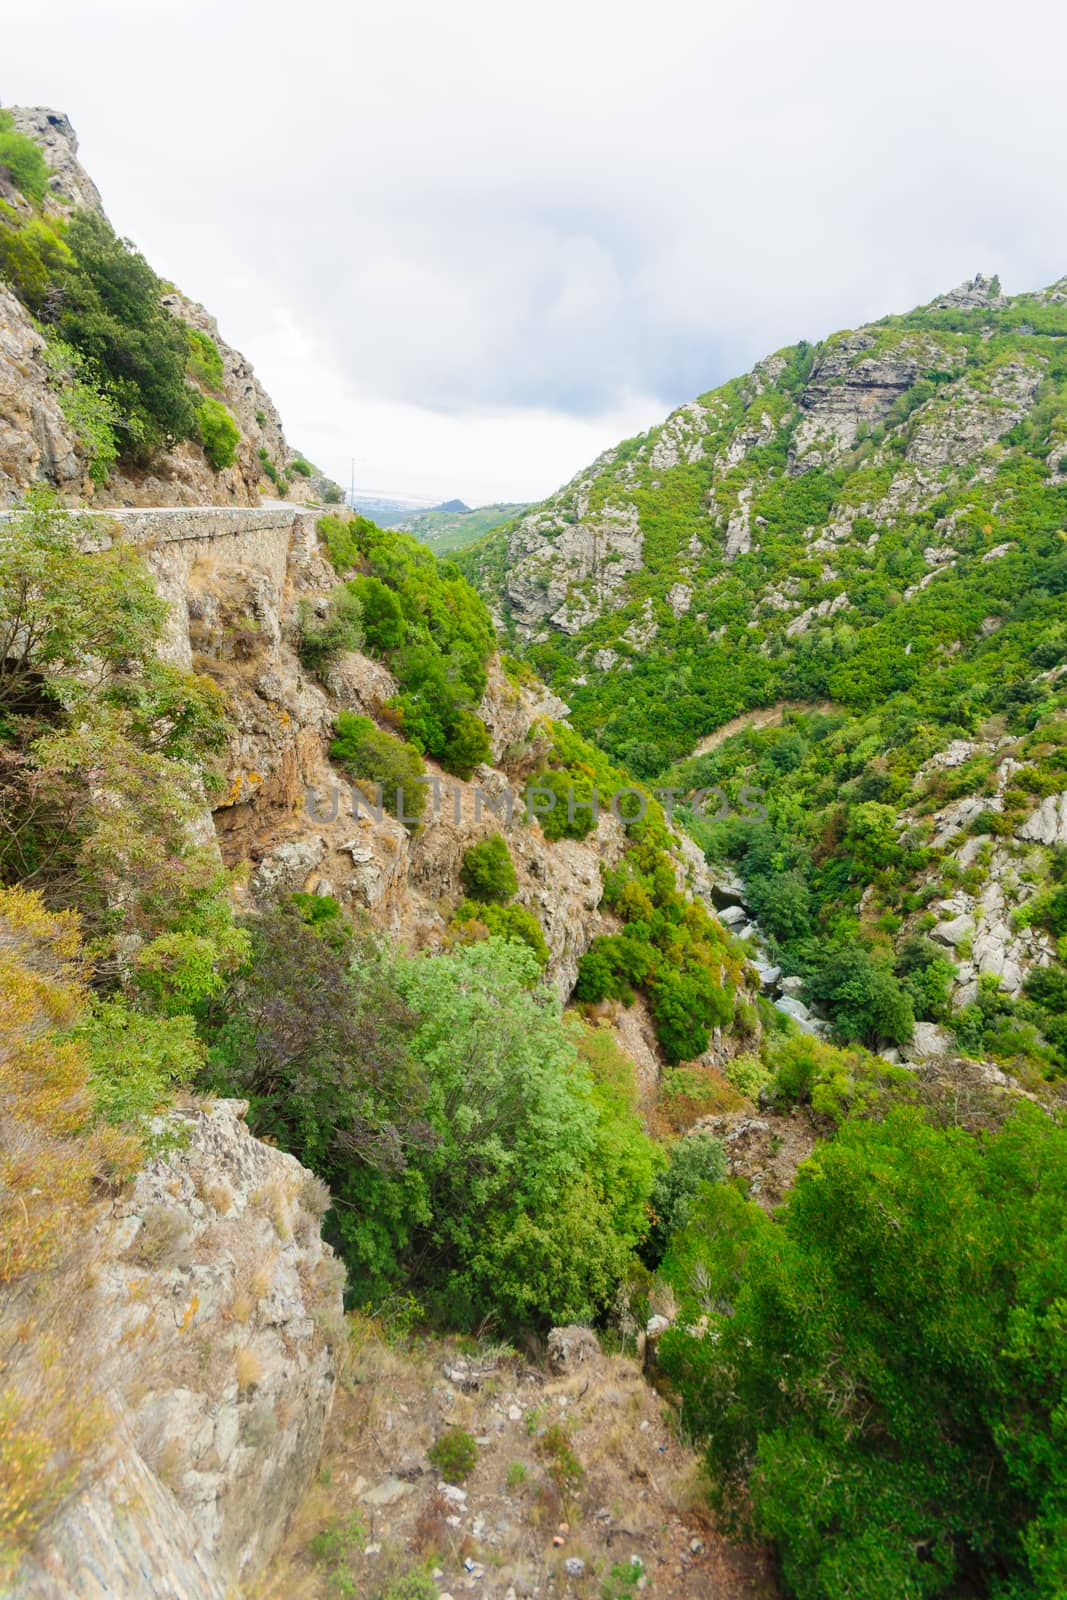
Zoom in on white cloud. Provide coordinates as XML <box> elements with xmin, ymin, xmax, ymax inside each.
<box><xmin>3</xmin><ymin>0</ymin><xmax>1066</xmax><ymax>502</ymax></box>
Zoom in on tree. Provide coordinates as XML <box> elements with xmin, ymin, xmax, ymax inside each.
<box><xmin>643</xmin><ymin>1131</ymin><xmax>726</xmax><ymax>1266</ymax></box>
<box><xmin>350</xmin><ymin>576</ymin><xmax>405</xmax><ymax>652</ymax></box>
<box><xmin>808</xmin><ymin>943</ymin><xmax>914</xmax><ymax>1047</ymax></box>
<box><xmin>391</xmin><ymin>937</ymin><xmax>656</xmax><ymax>1324</ymax></box>
<box><xmin>657</xmin><ymin>1108</ymin><xmax>1067</xmax><ymax>1600</ymax></box>
<box><xmin>460</xmin><ymin>833</ymin><xmax>518</xmax><ymax>904</ymax></box>
<box><xmin>0</xmin><ymin>492</ymin><xmax>166</xmax><ymax>716</ymax></box>
<box><xmin>329</xmin><ymin>712</ymin><xmax>428</xmax><ymax>827</ymax></box>
<box><xmin>0</xmin><ymin>111</ymin><xmax>50</xmax><ymax>203</ymax></box>
<box><xmin>442</xmin><ymin>707</ymin><xmax>492</xmax><ymax>779</ymax></box>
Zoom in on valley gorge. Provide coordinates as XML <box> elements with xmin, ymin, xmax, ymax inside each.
<box><xmin>1</xmin><ymin>101</ymin><xmax>1066</xmax><ymax>1600</ymax></box>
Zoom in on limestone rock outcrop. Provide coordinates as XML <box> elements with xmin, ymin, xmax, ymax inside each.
<box><xmin>11</xmin><ymin>1100</ymin><xmax>344</xmax><ymax>1598</ymax></box>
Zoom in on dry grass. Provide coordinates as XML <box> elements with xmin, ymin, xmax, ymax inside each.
<box><xmin>249</xmin><ymin>1255</ymin><xmax>277</xmax><ymax>1301</ymax></box>
<box><xmin>0</xmin><ymin>890</ymin><xmax>143</xmax><ymax>1572</ymax></box>
<box><xmin>230</xmin><ymin>1291</ymin><xmax>255</xmax><ymax>1326</ymax></box>
<box><xmin>126</xmin><ymin>1205</ymin><xmax>191</xmax><ymax>1267</ymax></box>
<box><xmin>236</xmin><ymin>1346</ymin><xmax>264</xmax><ymax>1393</ymax></box>
<box><xmin>203</xmin><ymin>1180</ymin><xmax>234</xmax><ymax>1215</ymax></box>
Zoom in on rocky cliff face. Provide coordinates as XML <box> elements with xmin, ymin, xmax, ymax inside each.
<box><xmin>116</xmin><ymin>504</ymin><xmax>715</xmax><ymax>1000</ymax></box>
<box><xmin>10</xmin><ymin>1098</ymin><xmax>344</xmax><ymax>1599</ymax></box>
<box><xmin>0</xmin><ymin>108</ymin><xmax>321</xmax><ymax>508</ymax></box>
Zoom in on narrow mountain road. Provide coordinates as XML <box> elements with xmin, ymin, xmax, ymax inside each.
<box><xmin>688</xmin><ymin>699</ymin><xmax>841</xmax><ymax>760</ymax></box>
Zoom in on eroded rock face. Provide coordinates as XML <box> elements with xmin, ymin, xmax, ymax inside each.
<box><xmin>789</xmin><ymin>332</ymin><xmax>960</xmax><ymax>474</ymax></box>
<box><xmin>8</xmin><ymin>106</ymin><xmax>105</xmax><ymax>214</ymax></box>
<box><xmin>109</xmin><ymin>505</ymin><xmax>666</xmax><ymax>997</ymax></box>
<box><xmin>11</xmin><ymin>1100</ymin><xmax>343</xmax><ymax>1598</ymax></box>
<box><xmin>0</xmin><ymin>285</ymin><xmax>87</xmax><ymax>504</ymax></box>
<box><xmin>506</xmin><ymin>499</ymin><xmax>644</xmax><ymax>638</ymax></box>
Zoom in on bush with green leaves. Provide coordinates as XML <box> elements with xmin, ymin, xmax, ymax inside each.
<box><xmin>195</xmin><ymin>396</ymin><xmax>239</xmax><ymax>470</ymax></box>
<box><xmin>186</xmin><ymin>328</ymin><xmax>224</xmax><ymax>392</ymax></box>
<box><xmin>68</xmin><ymin>999</ymin><xmax>203</xmax><ymax>1126</ymax></box>
<box><xmin>530</xmin><ymin>766</ymin><xmax>598</xmax><ymax>840</ymax></box>
<box><xmin>806</xmin><ymin>943</ymin><xmax>915</xmax><ymax>1047</ymax></box>
<box><xmin>643</xmin><ymin>1130</ymin><xmax>726</xmax><ymax>1266</ymax></box>
<box><xmin>55</xmin><ymin>210</ymin><xmax>198</xmax><ymax>455</ymax></box>
<box><xmin>427</xmin><ymin>1428</ymin><xmax>477</xmax><ymax>1484</ymax></box>
<box><xmin>765</xmin><ymin>1029</ymin><xmax>913</xmax><ymax>1122</ymax></box>
<box><xmin>0</xmin><ymin>493</ymin><xmax>234</xmax><ymax>952</ymax></box>
<box><xmin>460</xmin><ymin>833</ymin><xmax>518</xmax><ymax>903</ymax></box>
<box><xmin>39</xmin><ymin>335</ymin><xmax>120</xmax><ymax>484</ymax></box>
<box><xmin>452</xmin><ymin>899</ymin><xmax>549</xmax><ymax>967</ymax></box>
<box><xmin>204</xmin><ymin>919</ymin><xmax>658</xmax><ymax>1327</ymax></box>
<box><xmin>296</xmin><ymin>589</ymin><xmax>363</xmax><ymax>676</ymax></box>
<box><xmin>329</xmin><ymin>712</ymin><xmax>427</xmax><ymax>828</ymax></box>
<box><xmin>316</xmin><ymin>515</ymin><xmax>494</xmax><ymax>778</ymax></box>
<box><xmin>657</xmin><ymin>1106</ymin><xmax>1067</xmax><ymax>1600</ymax></box>
<box><xmin>0</xmin><ymin>111</ymin><xmax>50</xmax><ymax>203</ymax></box>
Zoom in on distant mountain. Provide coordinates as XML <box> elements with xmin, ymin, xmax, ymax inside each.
<box><xmin>349</xmin><ymin>492</ymin><xmax>429</xmax><ymax>525</ymax></box>
<box><xmin>355</xmin><ymin>498</ymin><xmax>531</xmax><ymax>555</ymax></box>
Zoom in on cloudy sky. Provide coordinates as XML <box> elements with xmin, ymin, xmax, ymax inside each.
<box><xmin>6</xmin><ymin>0</ymin><xmax>1067</xmax><ymax>504</ymax></box>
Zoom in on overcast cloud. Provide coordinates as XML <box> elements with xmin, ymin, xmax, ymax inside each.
<box><xmin>5</xmin><ymin>0</ymin><xmax>1067</xmax><ymax>503</ymax></box>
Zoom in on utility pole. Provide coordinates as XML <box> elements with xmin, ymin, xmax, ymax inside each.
<box><xmin>350</xmin><ymin>457</ymin><xmax>355</xmax><ymax>511</ymax></box>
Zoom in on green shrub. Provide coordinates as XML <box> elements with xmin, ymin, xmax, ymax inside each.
<box><xmin>644</xmin><ymin>1130</ymin><xmax>727</xmax><ymax>1265</ymax></box>
<box><xmin>427</xmin><ymin>1427</ymin><xmax>477</xmax><ymax>1484</ymax></box>
<box><xmin>58</xmin><ymin>209</ymin><xmax>198</xmax><ymax>455</ymax></box>
<box><xmin>381</xmin><ymin>1572</ymin><xmax>438</xmax><ymax>1600</ymax></box>
<box><xmin>196</xmin><ymin>396</ymin><xmax>239</xmax><ymax>470</ymax></box>
<box><xmin>290</xmin><ymin>457</ymin><xmax>312</xmax><ymax>477</ymax></box>
<box><xmin>0</xmin><ymin>112</ymin><xmax>50</xmax><ymax>203</ymax></box>
<box><xmin>329</xmin><ymin>712</ymin><xmax>427</xmax><ymax>827</ymax></box>
<box><xmin>186</xmin><ymin>328</ymin><xmax>224</xmax><ymax>392</ymax></box>
<box><xmin>724</xmin><ymin>1051</ymin><xmax>770</xmax><ymax>1098</ymax></box>
<box><xmin>536</xmin><ymin>1422</ymin><xmax>585</xmax><ymax>1498</ymax></box>
<box><xmin>0</xmin><ymin>213</ymin><xmax>72</xmax><ymax>312</ymax></box>
<box><xmin>441</xmin><ymin>707</ymin><xmax>492</xmax><ymax>778</ymax></box>
<box><xmin>531</xmin><ymin>768</ymin><xmax>598</xmax><ymax>840</ymax></box>
<box><xmin>807</xmin><ymin>944</ymin><xmax>915</xmax><ymax>1048</ymax></box>
<box><xmin>452</xmin><ymin>900</ymin><xmax>549</xmax><ymax>967</ymax></box>
<box><xmin>648</xmin><ymin>962</ymin><xmax>733</xmax><ymax>1063</ymax></box>
<box><xmin>296</xmin><ymin>589</ymin><xmax>363</xmax><ymax>676</ymax></box>
<box><xmin>461</xmin><ymin>834</ymin><xmax>518</xmax><ymax>903</ymax></box>
<box><xmin>657</xmin><ymin>1108</ymin><xmax>1067</xmax><ymax>1600</ymax></box>
<box><xmin>40</xmin><ymin>335</ymin><xmax>120</xmax><ymax>483</ymax></box>
<box><xmin>69</xmin><ymin>999</ymin><xmax>203</xmax><ymax>1126</ymax></box>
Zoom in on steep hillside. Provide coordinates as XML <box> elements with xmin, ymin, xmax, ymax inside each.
<box><xmin>0</xmin><ymin>107</ymin><xmax>334</xmax><ymax>507</ymax></box>
<box><xmin>464</xmin><ymin>272</ymin><xmax>1066</xmax><ymax>770</ymax></box>
<box><xmin>462</xmin><ymin>274</ymin><xmax>1067</xmax><ymax>1077</ymax></box>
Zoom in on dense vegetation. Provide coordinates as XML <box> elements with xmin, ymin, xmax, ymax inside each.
<box><xmin>658</xmin><ymin>1106</ymin><xmax>1067</xmax><ymax>1600</ymax></box>
<box><xmin>202</xmin><ymin>905</ymin><xmax>659</xmax><ymax>1326</ymax></box>
<box><xmin>450</xmin><ymin>280</ymin><xmax>1067</xmax><ymax>1596</ymax></box>
<box><xmin>460</xmin><ymin>280</ymin><xmax>1067</xmax><ymax>1073</ymax></box>
<box><xmin>318</xmin><ymin>514</ymin><xmax>495</xmax><ymax>778</ymax></box>
<box><xmin>0</xmin><ymin>123</ymin><xmax>241</xmax><ymax>480</ymax></box>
